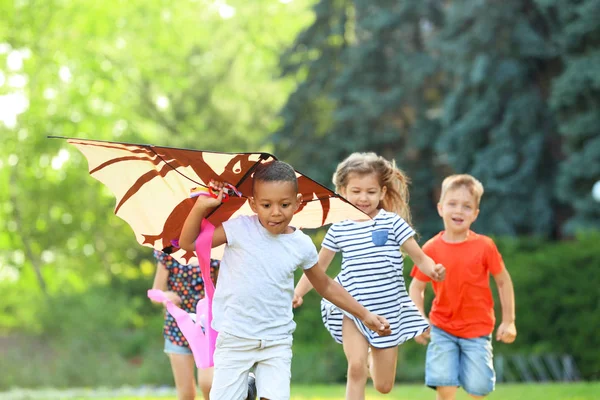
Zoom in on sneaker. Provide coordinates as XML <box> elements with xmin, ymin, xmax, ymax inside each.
<box><xmin>246</xmin><ymin>372</ymin><xmax>257</xmax><ymax>400</ymax></box>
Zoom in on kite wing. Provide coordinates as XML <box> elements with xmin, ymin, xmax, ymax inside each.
<box><xmin>53</xmin><ymin>137</ymin><xmax>367</xmax><ymax>263</ymax></box>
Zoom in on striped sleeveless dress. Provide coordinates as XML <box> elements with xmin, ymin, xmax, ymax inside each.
<box><xmin>320</xmin><ymin>209</ymin><xmax>429</xmax><ymax>348</ymax></box>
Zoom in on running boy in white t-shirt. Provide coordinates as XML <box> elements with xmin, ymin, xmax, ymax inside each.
<box><xmin>180</xmin><ymin>160</ymin><xmax>391</xmax><ymax>400</ymax></box>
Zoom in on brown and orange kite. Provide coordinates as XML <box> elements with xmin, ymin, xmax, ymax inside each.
<box><xmin>51</xmin><ymin>137</ymin><xmax>367</xmax><ymax>263</ymax></box>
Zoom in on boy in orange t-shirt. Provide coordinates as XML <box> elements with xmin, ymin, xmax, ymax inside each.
<box><xmin>409</xmin><ymin>174</ymin><xmax>517</xmax><ymax>399</ymax></box>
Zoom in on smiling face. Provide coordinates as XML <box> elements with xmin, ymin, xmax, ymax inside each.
<box><xmin>340</xmin><ymin>172</ymin><xmax>386</xmax><ymax>219</ymax></box>
<box><xmin>249</xmin><ymin>180</ymin><xmax>301</xmax><ymax>235</ymax></box>
<box><xmin>437</xmin><ymin>186</ymin><xmax>479</xmax><ymax>237</ymax></box>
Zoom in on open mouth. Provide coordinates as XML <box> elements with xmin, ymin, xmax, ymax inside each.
<box><xmin>451</xmin><ymin>217</ymin><xmax>464</xmax><ymax>224</ymax></box>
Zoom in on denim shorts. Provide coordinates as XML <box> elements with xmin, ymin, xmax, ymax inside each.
<box><xmin>164</xmin><ymin>339</ymin><xmax>193</xmax><ymax>355</ymax></box>
<box><xmin>425</xmin><ymin>325</ymin><xmax>495</xmax><ymax>396</ymax></box>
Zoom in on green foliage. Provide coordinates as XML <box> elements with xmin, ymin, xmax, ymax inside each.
<box><xmin>275</xmin><ymin>0</ymin><xmax>352</xmax><ymax>177</ymax></box>
<box><xmin>435</xmin><ymin>0</ymin><xmax>559</xmax><ymax>236</ymax></box>
<box><xmin>0</xmin><ymin>0</ymin><xmax>313</xmax><ymax>315</ymax></box>
<box><xmin>536</xmin><ymin>0</ymin><xmax>600</xmax><ymax>234</ymax></box>
<box><xmin>494</xmin><ymin>232</ymin><xmax>600</xmax><ymax>380</ymax></box>
<box><xmin>275</xmin><ymin>0</ymin><xmax>600</xmax><ymax>238</ymax></box>
<box><xmin>0</xmin><ymin>280</ymin><xmax>170</xmax><ymax>389</ymax></box>
<box><xmin>275</xmin><ymin>0</ymin><xmax>445</xmax><ymax>238</ymax></box>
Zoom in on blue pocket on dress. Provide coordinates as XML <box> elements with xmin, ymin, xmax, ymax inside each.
<box><xmin>371</xmin><ymin>229</ymin><xmax>389</xmax><ymax>246</ymax></box>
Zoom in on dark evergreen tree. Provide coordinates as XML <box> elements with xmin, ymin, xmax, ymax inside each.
<box><xmin>537</xmin><ymin>0</ymin><xmax>600</xmax><ymax>234</ymax></box>
<box><xmin>435</xmin><ymin>0</ymin><xmax>561</xmax><ymax>236</ymax></box>
<box><xmin>275</xmin><ymin>0</ymin><xmax>599</xmax><ymax>238</ymax></box>
<box><xmin>274</xmin><ymin>0</ymin><xmax>352</xmax><ymax>180</ymax></box>
<box><xmin>274</xmin><ymin>1</ymin><xmax>445</xmax><ymax>238</ymax></box>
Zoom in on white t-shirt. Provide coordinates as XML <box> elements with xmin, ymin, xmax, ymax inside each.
<box><xmin>212</xmin><ymin>215</ymin><xmax>318</xmax><ymax>340</ymax></box>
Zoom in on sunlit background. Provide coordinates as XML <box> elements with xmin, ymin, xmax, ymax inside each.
<box><xmin>0</xmin><ymin>0</ymin><xmax>598</xmax><ymax>398</ymax></box>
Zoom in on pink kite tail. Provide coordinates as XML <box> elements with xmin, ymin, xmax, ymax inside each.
<box><xmin>146</xmin><ymin>219</ymin><xmax>217</xmax><ymax>369</ymax></box>
<box><xmin>147</xmin><ymin>288</ymin><xmax>213</xmax><ymax>369</ymax></box>
<box><xmin>194</xmin><ymin>219</ymin><xmax>217</xmax><ymax>368</ymax></box>
<box><xmin>147</xmin><ymin>288</ymin><xmax>201</xmax><ymax>337</ymax></box>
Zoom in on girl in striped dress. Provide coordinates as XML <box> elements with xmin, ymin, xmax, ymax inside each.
<box><xmin>293</xmin><ymin>152</ymin><xmax>446</xmax><ymax>399</ymax></box>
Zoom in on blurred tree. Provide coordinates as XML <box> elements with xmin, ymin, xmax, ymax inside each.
<box><xmin>274</xmin><ymin>0</ymin><xmax>446</xmax><ymax>238</ymax></box>
<box><xmin>0</xmin><ymin>0</ymin><xmax>312</xmax><ymax>325</ymax></box>
<box><xmin>434</xmin><ymin>0</ymin><xmax>561</xmax><ymax>236</ymax></box>
<box><xmin>276</xmin><ymin>0</ymin><xmax>600</xmax><ymax>238</ymax></box>
<box><xmin>536</xmin><ymin>0</ymin><xmax>600</xmax><ymax>234</ymax></box>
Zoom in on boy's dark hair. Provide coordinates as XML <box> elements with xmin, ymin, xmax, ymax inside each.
<box><xmin>252</xmin><ymin>160</ymin><xmax>298</xmax><ymax>192</ymax></box>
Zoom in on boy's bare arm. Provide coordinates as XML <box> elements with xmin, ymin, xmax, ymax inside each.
<box><xmin>493</xmin><ymin>267</ymin><xmax>517</xmax><ymax>343</ymax></box>
<box><xmin>409</xmin><ymin>277</ymin><xmax>430</xmax><ymax>345</ymax></box>
<box><xmin>303</xmin><ymin>265</ymin><xmax>392</xmax><ymax>336</ymax></box>
<box><xmin>409</xmin><ymin>278</ymin><xmax>428</xmax><ymax>319</ymax></box>
<box><xmin>179</xmin><ymin>185</ymin><xmax>227</xmax><ymax>251</ymax></box>
<box><xmin>294</xmin><ymin>248</ymin><xmax>336</xmax><ymax>301</ymax></box>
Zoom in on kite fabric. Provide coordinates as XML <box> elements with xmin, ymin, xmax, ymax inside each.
<box><xmin>51</xmin><ymin>136</ymin><xmax>367</xmax><ymax>264</ymax></box>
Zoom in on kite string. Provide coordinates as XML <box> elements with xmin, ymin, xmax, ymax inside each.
<box><xmin>148</xmin><ymin>147</ymin><xmax>204</xmax><ymax>186</ymax></box>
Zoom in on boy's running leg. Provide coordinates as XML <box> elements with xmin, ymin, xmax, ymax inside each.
<box><xmin>370</xmin><ymin>346</ymin><xmax>398</xmax><ymax>394</ymax></box>
<box><xmin>210</xmin><ymin>333</ymin><xmax>257</xmax><ymax>400</ymax></box>
<box><xmin>197</xmin><ymin>367</ymin><xmax>214</xmax><ymax>400</ymax></box>
<box><xmin>458</xmin><ymin>335</ymin><xmax>494</xmax><ymax>398</ymax></box>
<box><xmin>436</xmin><ymin>387</ymin><xmax>458</xmax><ymax>400</ymax></box>
<box><xmin>342</xmin><ymin>316</ymin><xmax>369</xmax><ymax>400</ymax></box>
<box><xmin>168</xmin><ymin>354</ymin><xmax>196</xmax><ymax>400</ymax></box>
<box><xmin>426</xmin><ymin>326</ymin><xmax>460</xmax><ymax>400</ymax></box>
<box><xmin>254</xmin><ymin>336</ymin><xmax>293</xmax><ymax>400</ymax></box>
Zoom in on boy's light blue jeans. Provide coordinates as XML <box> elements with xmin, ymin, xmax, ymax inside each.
<box><xmin>425</xmin><ymin>325</ymin><xmax>495</xmax><ymax>396</ymax></box>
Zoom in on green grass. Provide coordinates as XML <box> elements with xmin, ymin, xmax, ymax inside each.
<box><xmin>290</xmin><ymin>383</ymin><xmax>600</xmax><ymax>399</ymax></box>
<box><xmin>87</xmin><ymin>383</ymin><xmax>600</xmax><ymax>400</ymax></box>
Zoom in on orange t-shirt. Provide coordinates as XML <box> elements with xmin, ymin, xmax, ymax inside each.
<box><xmin>411</xmin><ymin>231</ymin><xmax>505</xmax><ymax>339</ymax></box>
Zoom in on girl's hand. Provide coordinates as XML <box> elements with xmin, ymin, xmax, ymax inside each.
<box><xmin>430</xmin><ymin>263</ymin><xmax>446</xmax><ymax>282</ymax></box>
<box><xmin>164</xmin><ymin>291</ymin><xmax>182</xmax><ymax>305</ymax></box>
<box><xmin>292</xmin><ymin>292</ymin><xmax>304</xmax><ymax>308</ymax></box>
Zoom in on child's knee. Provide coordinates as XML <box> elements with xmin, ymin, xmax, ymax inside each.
<box><xmin>347</xmin><ymin>359</ymin><xmax>368</xmax><ymax>382</ymax></box>
<box><xmin>462</xmin><ymin>379</ymin><xmax>493</xmax><ymax>398</ymax></box>
<box><xmin>373</xmin><ymin>379</ymin><xmax>394</xmax><ymax>394</ymax></box>
<box><xmin>461</xmin><ymin>367</ymin><xmax>494</xmax><ymax>397</ymax></box>
<box><xmin>198</xmin><ymin>379</ymin><xmax>211</xmax><ymax>397</ymax></box>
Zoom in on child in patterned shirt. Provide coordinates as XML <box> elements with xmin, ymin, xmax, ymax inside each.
<box><xmin>151</xmin><ymin>247</ymin><xmax>256</xmax><ymax>400</ymax></box>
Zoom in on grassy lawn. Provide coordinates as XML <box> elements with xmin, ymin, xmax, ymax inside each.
<box><xmin>290</xmin><ymin>383</ymin><xmax>600</xmax><ymax>399</ymax></box>
<box><xmin>62</xmin><ymin>383</ymin><xmax>597</xmax><ymax>400</ymax></box>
